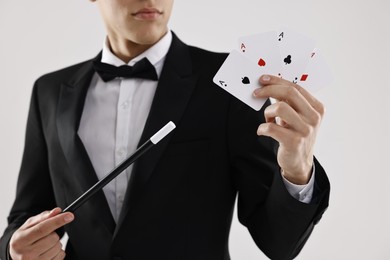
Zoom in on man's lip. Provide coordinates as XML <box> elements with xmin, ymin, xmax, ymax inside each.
<box><xmin>132</xmin><ymin>8</ymin><xmax>163</xmax><ymax>19</ymax></box>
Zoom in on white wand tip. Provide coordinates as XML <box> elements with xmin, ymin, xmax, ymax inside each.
<box><xmin>150</xmin><ymin>121</ymin><xmax>176</xmax><ymax>144</ymax></box>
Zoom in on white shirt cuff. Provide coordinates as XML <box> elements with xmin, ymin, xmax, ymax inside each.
<box><xmin>281</xmin><ymin>164</ymin><xmax>315</xmax><ymax>204</ymax></box>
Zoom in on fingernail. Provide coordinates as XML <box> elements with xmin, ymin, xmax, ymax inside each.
<box><xmin>64</xmin><ymin>214</ymin><xmax>74</xmax><ymax>223</ymax></box>
<box><xmin>262</xmin><ymin>75</ymin><xmax>271</xmax><ymax>81</ymax></box>
<box><xmin>253</xmin><ymin>88</ymin><xmax>262</xmax><ymax>97</ymax></box>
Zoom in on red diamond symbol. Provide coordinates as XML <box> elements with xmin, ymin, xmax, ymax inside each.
<box><xmin>300</xmin><ymin>74</ymin><xmax>308</xmax><ymax>81</ymax></box>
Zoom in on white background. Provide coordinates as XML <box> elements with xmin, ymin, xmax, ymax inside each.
<box><xmin>1</xmin><ymin>0</ymin><xmax>389</xmax><ymax>259</ymax></box>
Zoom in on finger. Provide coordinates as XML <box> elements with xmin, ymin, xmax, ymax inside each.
<box><xmin>257</xmin><ymin>122</ymin><xmax>298</xmax><ymax>146</ymax></box>
<box><xmin>32</xmin><ymin>232</ymin><xmax>60</xmax><ymax>256</ymax></box>
<box><xmin>289</xmin><ymin>83</ymin><xmax>325</xmax><ymax>116</ymax></box>
<box><xmin>20</xmin><ymin>208</ymin><xmax>62</xmax><ymax>230</ymax></box>
<box><xmin>26</xmin><ymin>212</ymin><xmax>74</xmax><ymax>244</ymax></box>
<box><xmin>52</xmin><ymin>250</ymin><xmax>66</xmax><ymax>260</ymax></box>
<box><xmin>38</xmin><ymin>240</ymin><xmax>63</xmax><ymax>260</ymax></box>
<box><xmin>264</xmin><ymin>101</ymin><xmax>309</xmax><ymax>134</ymax></box>
<box><xmin>255</xmin><ymin>75</ymin><xmax>312</xmax><ymax>111</ymax></box>
<box><xmin>257</xmin><ymin>74</ymin><xmax>325</xmax><ymax>124</ymax></box>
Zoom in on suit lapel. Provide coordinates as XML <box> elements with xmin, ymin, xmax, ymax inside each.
<box><xmin>136</xmin><ymin>35</ymin><xmax>197</xmax><ymax>184</ymax></box>
<box><xmin>56</xmin><ymin>56</ymin><xmax>116</xmax><ymax>234</ymax></box>
<box><xmin>114</xmin><ymin>33</ymin><xmax>199</xmax><ymax>235</ymax></box>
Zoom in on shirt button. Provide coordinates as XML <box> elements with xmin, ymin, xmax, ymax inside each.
<box><xmin>117</xmin><ymin>148</ymin><xmax>126</xmax><ymax>157</ymax></box>
<box><xmin>121</xmin><ymin>101</ymin><xmax>129</xmax><ymax>109</ymax></box>
<box><xmin>118</xmin><ymin>195</ymin><xmax>124</xmax><ymax>202</ymax></box>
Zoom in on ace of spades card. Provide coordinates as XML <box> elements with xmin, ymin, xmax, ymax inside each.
<box><xmin>213</xmin><ymin>50</ymin><xmax>267</xmax><ymax>111</ymax></box>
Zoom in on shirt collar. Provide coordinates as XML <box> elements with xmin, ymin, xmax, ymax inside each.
<box><xmin>101</xmin><ymin>30</ymin><xmax>172</xmax><ymax>68</ymax></box>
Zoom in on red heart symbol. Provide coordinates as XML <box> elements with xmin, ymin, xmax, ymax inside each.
<box><xmin>258</xmin><ymin>58</ymin><xmax>266</xmax><ymax>67</ymax></box>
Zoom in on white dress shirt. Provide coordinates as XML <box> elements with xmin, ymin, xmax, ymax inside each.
<box><xmin>78</xmin><ymin>32</ymin><xmax>172</xmax><ymax>221</ymax></box>
<box><xmin>78</xmin><ymin>31</ymin><xmax>314</xmax><ymax>222</ymax></box>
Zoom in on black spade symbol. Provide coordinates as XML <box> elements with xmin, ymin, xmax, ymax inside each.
<box><xmin>284</xmin><ymin>55</ymin><xmax>292</xmax><ymax>65</ymax></box>
<box><xmin>242</xmin><ymin>77</ymin><xmax>250</xmax><ymax>84</ymax></box>
<box><xmin>219</xmin><ymin>80</ymin><xmax>227</xmax><ymax>87</ymax></box>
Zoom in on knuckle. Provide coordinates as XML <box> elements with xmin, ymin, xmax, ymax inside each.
<box><xmin>56</xmin><ymin>241</ymin><xmax>63</xmax><ymax>251</ymax></box>
<box><xmin>264</xmin><ymin>105</ymin><xmax>273</xmax><ymax>117</ymax></box>
<box><xmin>10</xmin><ymin>232</ymin><xmax>26</xmax><ymax>252</ymax></box>
<box><xmin>291</xmin><ymin>135</ymin><xmax>304</xmax><ymax>146</ymax></box>
<box><xmin>261</xmin><ymin>123</ymin><xmax>272</xmax><ymax>133</ymax></box>
<box><xmin>301</xmin><ymin>125</ymin><xmax>312</xmax><ymax>138</ymax></box>
<box><xmin>9</xmin><ymin>238</ymin><xmax>21</xmax><ymax>252</ymax></box>
<box><xmin>311</xmin><ymin>111</ymin><xmax>322</xmax><ymax>126</ymax></box>
<box><xmin>49</xmin><ymin>243</ymin><xmax>63</xmax><ymax>257</ymax></box>
<box><xmin>39</xmin><ymin>210</ymin><xmax>50</xmax><ymax>220</ymax></box>
<box><xmin>42</xmin><ymin>210</ymin><xmax>51</xmax><ymax>215</ymax></box>
<box><xmin>276</xmin><ymin>101</ymin><xmax>289</xmax><ymax>111</ymax></box>
<box><xmin>50</xmin><ymin>232</ymin><xmax>60</xmax><ymax>242</ymax></box>
<box><xmin>24</xmin><ymin>215</ymin><xmax>39</xmax><ymax>226</ymax></box>
<box><xmin>267</xmin><ymin>102</ymin><xmax>287</xmax><ymax>117</ymax></box>
<box><xmin>23</xmin><ymin>211</ymin><xmax>49</xmax><ymax>228</ymax></box>
<box><xmin>25</xmin><ymin>217</ymin><xmax>35</xmax><ymax>226</ymax></box>
<box><xmin>272</xmin><ymin>102</ymin><xmax>281</xmax><ymax>113</ymax></box>
<box><xmin>32</xmin><ymin>223</ymin><xmax>45</xmax><ymax>236</ymax></box>
<box><xmin>286</xmin><ymin>85</ymin><xmax>299</xmax><ymax>97</ymax></box>
<box><xmin>317</xmin><ymin>102</ymin><xmax>326</xmax><ymax>116</ymax></box>
<box><xmin>58</xmin><ymin>250</ymin><xmax>66</xmax><ymax>259</ymax></box>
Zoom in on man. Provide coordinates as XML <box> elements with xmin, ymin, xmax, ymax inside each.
<box><xmin>0</xmin><ymin>0</ymin><xmax>330</xmax><ymax>259</ymax></box>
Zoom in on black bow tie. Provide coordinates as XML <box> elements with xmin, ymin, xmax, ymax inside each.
<box><xmin>92</xmin><ymin>57</ymin><xmax>158</xmax><ymax>82</ymax></box>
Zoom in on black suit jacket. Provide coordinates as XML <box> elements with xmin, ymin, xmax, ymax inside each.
<box><xmin>0</xmin><ymin>33</ymin><xmax>330</xmax><ymax>260</ymax></box>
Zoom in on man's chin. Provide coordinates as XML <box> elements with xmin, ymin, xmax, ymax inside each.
<box><xmin>132</xmin><ymin>29</ymin><xmax>167</xmax><ymax>46</ymax></box>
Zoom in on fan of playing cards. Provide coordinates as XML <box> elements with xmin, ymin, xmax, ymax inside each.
<box><xmin>213</xmin><ymin>27</ymin><xmax>333</xmax><ymax>111</ymax></box>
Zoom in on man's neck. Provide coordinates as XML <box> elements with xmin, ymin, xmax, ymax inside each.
<box><xmin>107</xmin><ymin>39</ymin><xmax>152</xmax><ymax>63</ymax></box>
<box><xmin>106</xmin><ymin>31</ymin><xmax>168</xmax><ymax>63</ymax></box>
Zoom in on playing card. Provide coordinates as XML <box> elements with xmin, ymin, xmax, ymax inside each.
<box><xmin>298</xmin><ymin>48</ymin><xmax>333</xmax><ymax>92</ymax></box>
<box><xmin>277</xmin><ymin>27</ymin><xmax>316</xmax><ymax>83</ymax></box>
<box><xmin>238</xmin><ymin>31</ymin><xmax>283</xmax><ymax>77</ymax></box>
<box><xmin>213</xmin><ymin>50</ymin><xmax>267</xmax><ymax>111</ymax></box>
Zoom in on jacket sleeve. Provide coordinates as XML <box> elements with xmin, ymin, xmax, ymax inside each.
<box><xmin>228</xmin><ymin>98</ymin><xmax>330</xmax><ymax>260</ymax></box>
<box><xmin>0</xmin><ymin>81</ymin><xmax>61</xmax><ymax>260</ymax></box>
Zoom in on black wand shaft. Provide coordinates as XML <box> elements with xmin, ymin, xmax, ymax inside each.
<box><xmin>62</xmin><ymin>140</ymin><xmax>154</xmax><ymax>213</ymax></box>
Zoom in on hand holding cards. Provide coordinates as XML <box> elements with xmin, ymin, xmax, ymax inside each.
<box><xmin>213</xmin><ymin>27</ymin><xmax>333</xmax><ymax>110</ymax></box>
